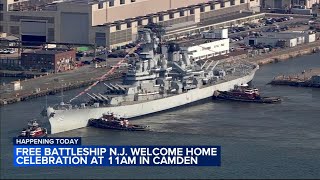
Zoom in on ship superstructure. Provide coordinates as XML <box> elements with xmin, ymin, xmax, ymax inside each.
<box><xmin>45</xmin><ymin>28</ymin><xmax>259</xmax><ymax>134</ymax></box>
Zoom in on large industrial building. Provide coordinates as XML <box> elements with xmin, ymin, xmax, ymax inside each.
<box><xmin>262</xmin><ymin>0</ymin><xmax>320</xmax><ymax>9</ymax></box>
<box><xmin>0</xmin><ymin>0</ymin><xmax>261</xmax><ymax>49</ymax></box>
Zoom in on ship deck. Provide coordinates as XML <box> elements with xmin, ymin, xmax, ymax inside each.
<box><xmin>81</xmin><ymin>60</ymin><xmax>257</xmax><ymax>107</ymax></box>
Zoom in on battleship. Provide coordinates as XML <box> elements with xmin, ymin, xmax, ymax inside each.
<box><xmin>44</xmin><ymin>28</ymin><xmax>259</xmax><ymax>134</ymax></box>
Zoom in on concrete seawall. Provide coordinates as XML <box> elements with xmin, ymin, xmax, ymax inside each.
<box><xmin>249</xmin><ymin>41</ymin><xmax>320</xmax><ymax>65</ymax></box>
<box><xmin>0</xmin><ymin>72</ymin><xmax>123</xmax><ymax>106</ymax></box>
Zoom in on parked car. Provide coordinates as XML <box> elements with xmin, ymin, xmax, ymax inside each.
<box><xmin>108</xmin><ymin>53</ymin><xmax>119</xmax><ymax>58</ymax></box>
<box><xmin>83</xmin><ymin>61</ymin><xmax>91</xmax><ymax>65</ymax></box>
<box><xmin>93</xmin><ymin>57</ymin><xmax>105</xmax><ymax>63</ymax></box>
<box><xmin>266</xmin><ymin>20</ymin><xmax>273</xmax><ymax>25</ymax></box>
<box><xmin>7</xmin><ymin>48</ymin><xmax>16</xmax><ymax>54</ymax></box>
<box><xmin>2</xmin><ymin>49</ymin><xmax>9</xmax><ymax>54</ymax></box>
<box><xmin>40</xmin><ymin>68</ymin><xmax>48</xmax><ymax>73</ymax></box>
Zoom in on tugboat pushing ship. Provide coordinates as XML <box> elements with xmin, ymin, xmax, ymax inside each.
<box><xmin>44</xmin><ymin>28</ymin><xmax>259</xmax><ymax>134</ymax></box>
<box><xmin>212</xmin><ymin>84</ymin><xmax>282</xmax><ymax>103</ymax></box>
<box><xmin>88</xmin><ymin>112</ymin><xmax>148</xmax><ymax>131</ymax></box>
<box><xmin>18</xmin><ymin>120</ymin><xmax>48</xmax><ymax>137</ymax></box>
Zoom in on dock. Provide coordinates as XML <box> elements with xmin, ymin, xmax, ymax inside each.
<box><xmin>269</xmin><ymin>68</ymin><xmax>320</xmax><ymax>88</ymax></box>
<box><xmin>0</xmin><ymin>59</ymin><xmax>125</xmax><ymax>106</ymax></box>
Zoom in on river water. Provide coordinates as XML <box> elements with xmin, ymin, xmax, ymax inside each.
<box><xmin>1</xmin><ymin>54</ymin><xmax>320</xmax><ymax>179</ymax></box>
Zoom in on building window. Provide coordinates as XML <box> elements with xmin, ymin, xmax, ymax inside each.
<box><xmin>231</xmin><ymin>0</ymin><xmax>235</xmax><ymax>5</ymax></box>
<box><xmin>250</xmin><ymin>0</ymin><xmax>254</xmax><ymax>1</ymax></box>
<box><xmin>0</xmin><ymin>13</ymin><xmax>3</xmax><ymax>21</ymax></box>
<box><xmin>131</xmin><ymin>0</ymin><xmax>135</xmax><ymax>2</ymax></box>
<box><xmin>240</xmin><ymin>0</ymin><xmax>245</xmax><ymax>3</ymax></box>
<box><xmin>48</xmin><ymin>28</ymin><xmax>55</xmax><ymax>41</ymax></box>
<box><xmin>138</xmin><ymin>20</ymin><xmax>142</xmax><ymax>26</ymax></box>
<box><xmin>109</xmin><ymin>1</ymin><xmax>114</xmax><ymax>7</ymax></box>
<box><xmin>10</xmin><ymin>26</ymin><xmax>19</xmax><ymax>34</ymax></box>
<box><xmin>159</xmin><ymin>15</ymin><xmax>163</xmax><ymax>21</ymax></box>
<box><xmin>169</xmin><ymin>13</ymin><xmax>174</xmax><ymax>19</ymax></box>
<box><xmin>180</xmin><ymin>11</ymin><xmax>184</xmax><ymax>17</ymax></box>
<box><xmin>98</xmin><ymin>2</ymin><xmax>103</xmax><ymax>9</ymax></box>
<box><xmin>127</xmin><ymin>22</ymin><xmax>131</xmax><ymax>28</ymax></box>
<box><xmin>120</xmin><ymin>0</ymin><xmax>125</xmax><ymax>5</ymax></box>
<box><xmin>221</xmin><ymin>2</ymin><xmax>225</xmax><ymax>8</ymax></box>
<box><xmin>200</xmin><ymin>6</ymin><xmax>205</xmax><ymax>12</ymax></box>
<box><xmin>148</xmin><ymin>17</ymin><xmax>153</xmax><ymax>23</ymax></box>
<box><xmin>0</xmin><ymin>4</ymin><xmax>4</xmax><ymax>11</ymax></box>
<box><xmin>96</xmin><ymin>32</ymin><xmax>106</xmax><ymax>38</ymax></box>
<box><xmin>10</xmin><ymin>15</ymin><xmax>54</xmax><ymax>23</ymax></box>
<box><xmin>116</xmin><ymin>25</ymin><xmax>121</xmax><ymax>30</ymax></box>
<box><xmin>190</xmin><ymin>9</ymin><xmax>194</xmax><ymax>14</ymax></box>
<box><xmin>0</xmin><ymin>26</ymin><xmax>3</xmax><ymax>32</ymax></box>
<box><xmin>210</xmin><ymin>4</ymin><xmax>214</xmax><ymax>10</ymax></box>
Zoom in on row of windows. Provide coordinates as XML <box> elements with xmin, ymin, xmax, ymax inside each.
<box><xmin>158</xmin><ymin>16</ymin><xmax>195</xmax><ymax>27</ymax></box>
<box><xmin>114</xmin><ymin>0</ymin><xmax>248</xmax><ymax>31</ymax></box>
<box><xmin>24</xmin><ymin>59</ymin><xmax>54</xmax><ymax>64</ymax></box>
<box><xmin>109</xmin><ymin>0</ymin><xmax>136</xmax><ymax>7</ymax></box>
<box><xmin>96</xmin><ymin>32</ymin><xmax>106</xmax><ymax>38</ymax></box>
<box><xmin>200</xmin><ymin>3</ymin><xmax>246</xmax><ymax>21</ymax></box>
<box><xmin>202</xmin><ymin>47</ymin><xmax>211</xmax><ymax>50</ymax></box>
<box><xmin>116</xmin><ymin>15</ymin><xmax>193</xmax><ymax>30</ymax></box>
<box><xmin>109</xmin><ymin>29</ymin><xmax>132</xmax><ymax>44</ymax></box>
<box><xmin>10</xmin><ymin>15</ymin><xmax>54</xmax><ymax>23</ymax></box>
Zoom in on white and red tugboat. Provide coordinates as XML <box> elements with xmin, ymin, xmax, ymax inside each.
<box><xmin>18</xmin><ymin>120</ymin><xmax>48</xmax><ymax>137</ymax></box>
<box><xmin>212</xmin><ymin>84</ymin><xmax>282</xmax><ymax>103</ymax></box>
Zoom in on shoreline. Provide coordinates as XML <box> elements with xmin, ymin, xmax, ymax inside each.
<box><xmin>248</xmin><ymin>41</ymin><xmax>320</xmax><ymax>65</ymax></box>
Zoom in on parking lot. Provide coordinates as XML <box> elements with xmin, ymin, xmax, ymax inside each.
<box><xmin>228</xmin><ymin>15</ymin><xmax>316</xmax><ymax>50</ymax></box>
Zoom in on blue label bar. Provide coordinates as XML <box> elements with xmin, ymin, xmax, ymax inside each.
<box><xmin>14</xmin><ymin>146</ymin><xmax>221</xmax><ymax>166</ymax></box>
<box><xmin>13</xmin><ymin>137</ymin><xmax>81</xmax><ymax>146</ymax></box>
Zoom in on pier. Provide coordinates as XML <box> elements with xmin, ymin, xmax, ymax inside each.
<box><xmin>269</xmin><ymin>68</ymin><xmax>320</xmax><ymax>88</ymax></box>
<box><xmin>0</xmin><ymin>60</ymin><xmax>125</xmax><ymax>106</ymax></box>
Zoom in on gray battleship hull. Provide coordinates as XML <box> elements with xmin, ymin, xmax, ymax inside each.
<box><xmin>46</xmin><ymin>66</ymin><xmax>258</xmax><ymax>134</ymax></box>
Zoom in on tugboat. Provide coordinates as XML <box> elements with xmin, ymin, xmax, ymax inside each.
<box><xmin>18</xmin><ymin>120</ymin><xmax>48</xmax><ymax>137</ymax></box>
<box><xmin>212</xmin><ymin>84</ymin><xmax>282</xmax><ymax>103</ymax></box>
<box><xmin>88</xmin><ymin>112</ymin><xmax>149</xmax><ymax>131</ymax></box>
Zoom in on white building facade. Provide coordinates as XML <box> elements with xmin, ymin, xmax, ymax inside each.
<box><xmin>246</xmin><ymin>31</ymin><xmax>316</xmax><ymax>47</ymax></box>
<box><xmin>182</xmin><ymin>29</ymin><xmax>229</xmax><ymax>61</ymax></box>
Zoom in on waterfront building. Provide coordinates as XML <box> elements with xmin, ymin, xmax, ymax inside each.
<box><xmin>21</xmin><ymin>48</ymin><xmax>76</xmax><ymax>73</ymax></box>
<box><xmin>246</xmin><ymin>31</ymin><xmax>316</xmax><ymax>47</ymax></box>
<box><xmin>0</xmin><ymin>0</ymin><xmax>261</xmax><ymax>48</ymax></box>
<box><xmin>262</xmin><ymin>0</ymin><xmax>319</xmax><ymax>9</ymax></box>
